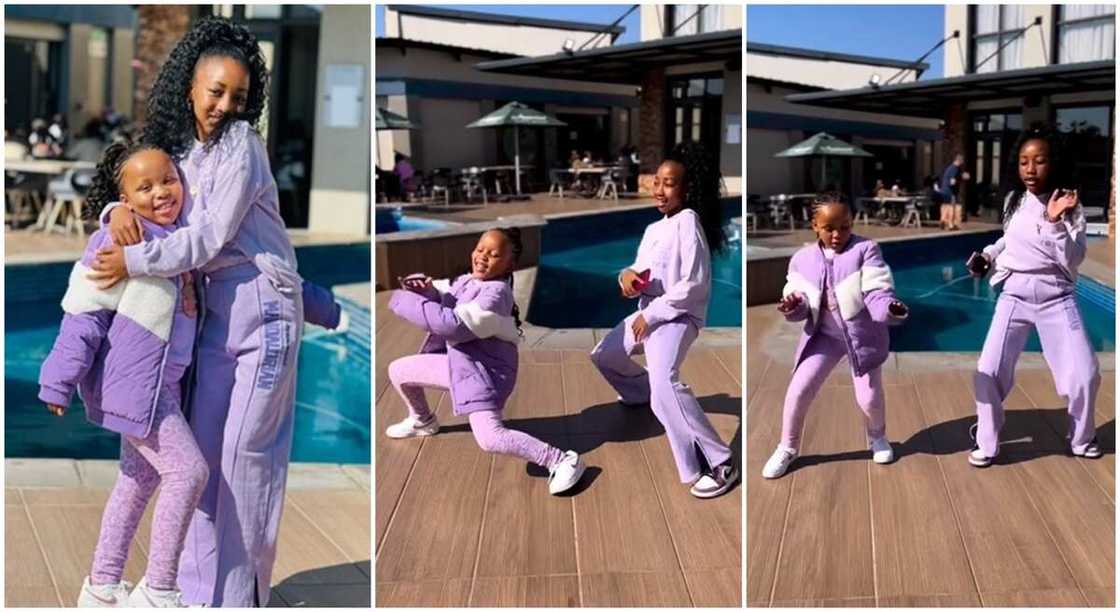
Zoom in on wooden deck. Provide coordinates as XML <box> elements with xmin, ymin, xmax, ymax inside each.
<box><xmin>5</xmin><ymin>462</ymin><xmax>370</xmax><ymax>607</ymax></box>
<box><xmin>746</xmin><ymin>306</ymin><xmax>1115</xmax><ymax>607</ymax></box>
<box><xmin>375</xmin><ymin>292</ymin><xmax>742</xmax><ymax>607</ymax></box>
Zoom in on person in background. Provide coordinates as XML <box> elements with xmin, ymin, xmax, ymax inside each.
<box><xmin>394</xmin><ymin>153</ymin><xmax>417</xmax><ymax>199</ymax></box>
<box><xmin>66</xmin><ymin>119</ymin><xmax>107</xmax><ymax>163</ymax></box>
<box><xmin>939</xmin><ymin>154</ymin><xmax>969</xmax><ymax>230</ymax></box>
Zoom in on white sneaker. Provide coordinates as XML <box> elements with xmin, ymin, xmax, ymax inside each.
<box><xmin>548</xmin><ymin>450</ymin><xmax>586</xmax><ymax>495</ymax></box>
<box><xmin>869</xmin><ymin>436</ymin><xmax>894</xmax><ymax>464</ymax></box>
<box><xmin>77</xmin><ymin>576</ymin><xmax>132</xmax><ymax>608</ymax></box>
<box><xmin>126</xmin><ymin>577</ymin><xmax>198</xmax><ymax>608</ymax></box>
<box><xmin>761</xmin><ymin>446</ymin><xmax>799</xmax><ymax>479</ymax></box>
<box><xmin>689</xmin><ymin>463</ymin><xmax>740</xmax><ymax>498</ymax></box>
<box><xmin>385</xmin><ymin>415</ymin><xmax>439</xmax><ymax>439</ymax></box>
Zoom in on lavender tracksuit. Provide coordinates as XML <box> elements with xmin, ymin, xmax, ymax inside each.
<box><xmin>106</xmin><ymin>121</ymin><xmax>304</xmax><ymax>606</ymax></box>
<box><xmin>779</xmin><ymin>237</ymin><xmax>902</xmax><ymax>451</ymax></box>
<box><xmin>39</xmin><ymin>220</ymin><xmax>207</xmax><ymax>591</ymax></box>
<box><xmin>974</xmin><ymin>191</ymin><xmax>1099</xmax><ymax>456</ymax></box>
<box><xmin>387</xmin><ymin>276</ymin><xmax>565</xmax><ymax>468</ymax></box>
<box><xmin>591</xmin><ymin>208</ymin><xmax>733</xmax><ymax>483</ymax></box>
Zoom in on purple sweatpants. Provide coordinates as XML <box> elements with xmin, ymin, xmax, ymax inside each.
<box><xmin>388</xmin><ymin>353</ymin><xmax>565</xmax><ymax>469</ymax></box>
<box><xmin>780</xmin><ymin>333</ymin><xmax>886</xmax><ymax>451</ymax></box>
<box><xmin>178</xmin><ymin>264</ymin><xmax>303</xmax><ymax>607</ymax></box>
<box><xmin>90</xmin><ymin>382</ymin><xmax>208</xmax><ymax>591</ymax></box>
<box><xmin>591</xmin><ymin>313</ymin><xmax>732</xmax><ymax>483</ymax></box>
<box><xmin>974</xmin><ymin>273</ymin><xmax>1100</xmax><ymax>456</ymax></box>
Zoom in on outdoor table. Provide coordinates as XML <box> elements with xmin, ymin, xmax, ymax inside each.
<box><xmin>475</xmin><ymin>164</ymin><xmax>534</xmax><ymax>196</ymax></box>
<box><xmin>768</xmin><ymin>193</ymin><xmax>815</xmax><ymax>227</ymax></box>
<box><xmin>6</xmin><ymin>158</ymin><xmax>96</xmax><ymax>175</ymax></box>
<box><xmin>857</xmin><ymin>196</ymin><xmax>915</xmax><ymax>225</ymax></box>
<box><xmin>567</xmin><ymin>166</ymin><xmax>621</xmax><ymax>199</ymax></box>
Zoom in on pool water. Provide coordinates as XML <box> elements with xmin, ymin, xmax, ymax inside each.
<box><xmin>528</xmin><ymin>200</ymin><xmax>742</xmax><ymax>328</ymax></box>
<box><xmin>883</xmin><ymin>232</ymin><xmax>1115</xmax><ymax>352</ymax></box>
<box><xmin>375</xmin><ymin>207</ymin><xmax>448</xmax><ymax>234</ymax></box>
<box><xmin>4</xmin><ymin>244</ymin><xmax>371</xmax><ymax>463</ymax></box>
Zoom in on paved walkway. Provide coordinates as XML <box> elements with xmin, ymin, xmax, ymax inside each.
<box><xmin>375</xmin><ymin>292</ymin><xmax>742</xmax><ymax>606</ymax></box>
<box><xmin>746</xmin><ymin>305</ymin><xmax>1115</xmax><ymax>606</ymax></box>
<box><xmin>5</xmin><ymin>461</ymin><xmax>370</xmax><ymax>607</ymax></box>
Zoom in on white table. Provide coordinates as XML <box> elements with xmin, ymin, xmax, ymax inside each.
<box><xmin>6</xmin><ymin>158</ymin><xmax>96</xmax><ymax>175</ymax></box>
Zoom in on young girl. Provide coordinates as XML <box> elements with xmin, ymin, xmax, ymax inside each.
<box><xmin>39</xmin><ymin>142</ymin><xmax>206</xmax><ymax>607</ymax></box>
<box><xmin>967</xmin><ymin>125</ymin><xmax>1100</xmax><ymax>466</ymax></box>
<box><xmin>385</xmin><ymin>227</ymin><xmax>587</xmax><ymax>495</ymax></box>
<box><xmin>762</xmin><ymin>193</ymin><xmax>910</xmax><ymax>479</ymax></box>
<box><xmin>590</xmin><ymin>142</ymin><xmax>738</xmax><ymax>499</ymax></box>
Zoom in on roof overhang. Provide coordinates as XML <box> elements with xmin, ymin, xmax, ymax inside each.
<box><xmin>476</xmin><ymin>29</ymin><xmax>742</xmax><ymax>85</ymax></box>
<box><xmin>389</xmin><ymin>4</ymin><xmax>624</xmax><ymax>36</ymax></box>
<box><xmin>786</xmin><ymin>60</ymin><xmax>1115</xmax><ymax>118</ymax></box>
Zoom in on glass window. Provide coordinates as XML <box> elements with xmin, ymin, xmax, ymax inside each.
<box><xmin>1056</xmin><ymin>105</ymin><xmax>1114</xmax><ymax>219</ymax></box>
<box><xmin>1057</xmin><ymin>4</ymin><xmax>1116</xmax><ymax>63</ymax></box>
<box><xmin>970</xmin><ymin>5</ymin><xmax>1025</xmax><ymax>72</ymax></box>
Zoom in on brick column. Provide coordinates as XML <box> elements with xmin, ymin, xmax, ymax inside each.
<box><xmin>943</xmin><ymin>102</ymin><xmax>969</xmax><ymax>214</ymax></box>
<box><xmin>133</xmin><ymin>6</ymin><xmax>195</xmax><ymax>123</ymax></box>
<box><xmin>638</xmin><ymin>69</ymin><xmax>666</xmax><ymax>196</ymax></box>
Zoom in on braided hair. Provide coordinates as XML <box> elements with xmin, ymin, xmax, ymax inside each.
<box><xmin>143</xmin><ymin>16</ymin><xmax>269</xmax><ymax>160</ymax></box>
<box><xmin>491</xmin><ymin>226</ymin><xmax>524</xmax><ymax>334</ymax></box>
<box><xmin>663</xmin><ymin>141</ymin><xmax>727</xmax><ymax>254</ymax></box>
<box><xmin>83</xmin><ymin>140</ymin><xmax>162</xmax><ymax>221</ymax></box>
<box><xmin>810</xmin><ymin>191</ymin><xmax>852</xmax><ymax>218</ymax></box>
<box><xmin>1002</xmin><ymin>122</ymin><xmax>1072</xmax><ymax>227</ymax></box>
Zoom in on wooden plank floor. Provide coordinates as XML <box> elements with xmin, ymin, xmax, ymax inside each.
<box><xmin>375</xmin><ymin>293</ymin><xmax>743</xmax><ymax>606</ymax></box>
<box><xmin>746</xmin><ymin>306</ymin><xmax>1115</xmax><ymax>607</ymax></box>
<box><xmin>5</xmin><ymin>467</ymin><xmax>370</xmax><ymax>607</ymax></box>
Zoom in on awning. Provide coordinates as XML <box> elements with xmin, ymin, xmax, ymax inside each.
<box><xmin>475</xmin><ymin>29</ymin><xmax>742</xmax><ymax>85</ymax></box>
<box><xmin>786</xmin><ymin>60</ymin><xmax>1114</xmax><ymax>118</ymax></box>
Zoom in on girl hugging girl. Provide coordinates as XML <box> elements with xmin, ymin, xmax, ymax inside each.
<box><xmin>385</xmin><ymin>227</ymin><xmax>587</xmax><ymax>495</ymax></box>
<box><xmin>40</xmin><ymin>142</ymin><xmax>206</xmax><ymax>608</ymax></box>
<box><xmin>763</xmin><ymin>193</ymin><xmax>909</xmax><ymax>479</ymax></box>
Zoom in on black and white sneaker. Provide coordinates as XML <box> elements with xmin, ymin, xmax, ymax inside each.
<box><xmin>1072</xmin><ymin>437</ymin><xmax>1103</xmax><ymax>459</ymax></box>
<box><xmin>968</xmin><ymin>423</ymin><xmax>996</xmax><ymax>467</ymax></box>
<box><xmin>689</xmin><ymin>463</ymin><xmax>739</xmax><ymax>499</ymax></box>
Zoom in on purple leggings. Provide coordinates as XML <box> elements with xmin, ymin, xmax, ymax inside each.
<box><xmin>388</xmin><ymin>353</ymin><xmax>565</xmax><ymax>469</ymax></box>
<box><xmin>90</xmin><ymin>383</ymin><xmax>208</xmax><ymax>591</ymax></box>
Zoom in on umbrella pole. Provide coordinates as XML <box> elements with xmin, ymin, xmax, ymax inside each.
<box><xmin>514</xmin><ymin>128</ymin><xmax>522</xmax><ymax>195</ymax></box>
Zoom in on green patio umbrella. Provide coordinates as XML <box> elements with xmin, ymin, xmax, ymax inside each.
<box><xmin>774</xmin><ymin>132</ymin><xmax>873</xmax><ymax>191</ymax></box>
<box><xmin>375</xmin><ymin>107</ymin><xmax>420</xmax><ymax>130</ymax></box>
<box><xmin>466</xmin><ymin>101</ymin><xmax>566</xmax><ymax>196</ymax></box>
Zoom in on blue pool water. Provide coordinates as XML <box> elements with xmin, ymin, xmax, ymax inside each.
<box><xmin>528</xmin><ymin>200</ymin><xmax>742</xmax><ymax>328</ymax></box>
<box><xmin>883</xmin><ymin>232</ymin><xmax>1114</xmax><ymax>352</ymax></box>
<box><xmin>4</xmin><ymin>244</ymin><xmax>371</xmax><ymax>463</ymax></box>
<box><xmin>375</xmin><ymin>207</ymin><xmax>448</xmax><ymax>234</ymax></box>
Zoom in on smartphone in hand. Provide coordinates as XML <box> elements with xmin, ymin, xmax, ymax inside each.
<box><xmin>966</xmin><ymin>252</ymin><xmax>990</xmax><ymax>276</ymax></box>
<box><xmin>632</xmin><ymin>269</ymin><xmax>651</xmax><ymax>292</ymax></box>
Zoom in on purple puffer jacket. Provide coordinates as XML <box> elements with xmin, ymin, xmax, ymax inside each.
<box><xmin>389</xmin><ymin>274</ymin><xmax>520</xmax><ymax>415</ymax></box>
<box><xmin>781</xmin><ymin>236</ymin><xmax>902</xmax><ymax>376</ymax></box>
<box><xmin>38</xmin><ymin>225</ymin><xmax>187</xmax><ymax>437</ymax></box>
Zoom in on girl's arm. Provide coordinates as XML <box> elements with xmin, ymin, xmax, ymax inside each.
<box><xmin>1043</xmin><ymin>205</ymin><xmax>1088</xmax><ymax>277</ymax></box>
<box><xmin>121</xmin><ymin>122</ymin><xmax>269</xmax><ymax>278</ymax></box>
<box><xmin>780</xmin><ymin>258</ymin><xmax>812</xmax><ymax>322</ymax></box>
<box><xmin>641</xmin><ymin>213</ymin><xmax>710</xmax><ymax>326</ymax></box>
<box><xmin>981</xmin><ymin>237</ymin><xmax>1006</xmax><ymax>262</ymax></box>
<box><xmin>861</xmin><ymin>242</ymin><xmax>901</xmax><ymax>323</ymax></box>
<box><xmin>389</xmin><ymin>283</ymin><xmax>516</xmax><ymax>343</ymax></box>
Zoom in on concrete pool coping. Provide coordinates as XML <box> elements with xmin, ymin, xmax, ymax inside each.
<box><xmin>5</xmin><ymin>458</ymin><xmax>370</xmax><ymax>491</ymax></box>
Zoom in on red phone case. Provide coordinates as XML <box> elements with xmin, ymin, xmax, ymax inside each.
<box><xmin>632</xmin><ymin>269</ymin><xmax>651</xmax><ymax>291</ymax></box>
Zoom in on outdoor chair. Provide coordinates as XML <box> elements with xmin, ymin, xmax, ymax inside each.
<box><xmin>768</xmin><ymin>195</ymin><xmax>796</xmax><ymax>231</ymax></box>
<box><xmin>461</xmin><ymin>167</ymin><xmax>488</xmax><ymax>205</ymax></box>
<box><xmin>901</xmin><ymin>196</ymin><xmax>931</xmax><ymax>229</ymax></box>
<box><xmin>600</xmin><ymin>167</ymin><xmax>626</xmax><ymax>202</ymax></box>
<box><xmin>548</xmin><ymin>169</ymin><xmax>567</xmax><ymax>199</ymax></box>
<box><xmin>5</xmin><ymin>170</ymin><xmax>45</xmax><ymax>228</ymax></box>
<box><xmin>42</xmin><ymin>168</ymin><xmax>95</xmax><ymax>238</ymax></box>
<box><xmin>430</xmin><ymin>168</ymin><xmax>453</xmax><ymax>207</ymax></box>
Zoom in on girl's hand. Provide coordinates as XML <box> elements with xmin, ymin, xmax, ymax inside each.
<box><xmin>619</xmin><ymin>269</ymin><xmax>640</xmax><ymax>299</ymax></box>
<box><xmin>108</xmin><ymin>206</ymin><xmax>144</xmax><ymax>247</ymax></box>
<box><xmin>631</xmin><ymin>313</ymin><xmax>649</xmax><ymax>342</ymax></box>
<box><xmin>46</xmin><ymin>403</ymin><xmax>65</xmax><ymax>417</ymax></box>
<box><xmin>888</xmin><ymin>300</ymin><xmax>909</xmax><ymax>319</ymax></box>
<box><xmin>1046</xmin><ymin>188</ymin><xmax>1079</xmax><ymax>221</ymax></box>
<box><xmin>398</xmin><ymin>275</ymin><xmax>433</xmax><ymax>293</ymax></box>
<box><xmin>181</xmin><ymin>272</ymin><xmax>198</xmax><ymax>317</ymax></box>
<box><xmin>777</xmin><ymin>293</ymin><xmax>803</xmax><ymax>313</ymax></box>
<box><xmin>87</xmin><ymin>244</ymin><xmax>129</xmax><ymax>289</ymax></box>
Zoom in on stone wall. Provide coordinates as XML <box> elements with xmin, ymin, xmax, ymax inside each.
<box><xmin>637</xmin><ymin>68</ymin><xmax>666</xmax><ymax>195</ymax></box>
<box><xmin>132</xmin><ymin>6</ymin><xmax>194</xmax><ymax>123</ymax></box>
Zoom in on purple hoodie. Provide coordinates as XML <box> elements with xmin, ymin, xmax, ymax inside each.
<box><xmin>38</xmin><ymin>220</ymin><xmax>196</xmax><ymax>437</ymax></box>
<box><xmin>389</xmin><ymin>274</ymin><xmax>520</xmax><ymax>415</ymax></box>
<box><xmin>782</xmin><ymin>235</ymin><xmax>902</xmax><ymax>376</ymax></box>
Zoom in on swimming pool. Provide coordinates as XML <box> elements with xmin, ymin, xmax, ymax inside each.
<box><xmin>528</xmin><ymin>200</ymin><xmax>742</xmax><ymax>328</ymax></box>
<box><xmin>375</xmin><ymin>207</ymin><xmax>449</xmax><ymax>234</ymax></box>
<box><xmin>883</xmin><ymin>231</ymin><xmax>1115</xmax><ymax>352</ymax></box>
<box><xmin>4</xmin><ymin>244</ymin><xmax>371</xmax><ymax>463</ymax></box>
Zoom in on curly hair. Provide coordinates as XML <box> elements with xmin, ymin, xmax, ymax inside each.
<box><xmin>663</xmin><ymin>141</ymin><xmax>727</xmax><ymax>254</ymax></box>
<box><xmin>490</xmin><ymin>226</ymin><xmax>525</xmax><ymax>334</ymax></box>
<box><xmin>142</xmin><ymin>16</ymin><xmax>269</xmax><ymax>159</ymax></box>
<box><xmin>83</xmin><ymin>140</ymin><xmax>162</xmax><ymax>221</ymax></box>
<box><xmin>1002</xmin><ymin>122</ymin><xmax>1073</xmax><ymax>225</ymax></box>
